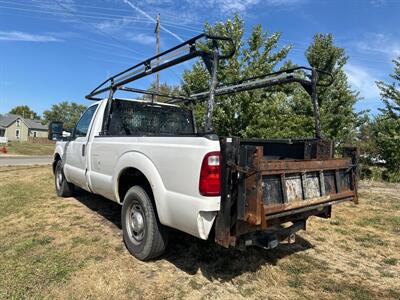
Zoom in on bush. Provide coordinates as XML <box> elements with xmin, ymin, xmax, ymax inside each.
<box><xmin>382</xmin><ymin>170</ymin><xmax>400</xmax><ymax>183</ymax></box>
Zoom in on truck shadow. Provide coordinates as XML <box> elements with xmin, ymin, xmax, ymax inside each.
<box><xmin>164</xmin><ymin>231</ymin><xmax>313</xmax><ymax>281</ymax></box>
<box><xmin>73</xmin><ymin>189</ymin><xmax>122</xmax><ymax>230</ymax></box>
<box><xmin>72</xmin><ymin>190</ymin><xmax>314</xmax><ymax>281</ymax></box>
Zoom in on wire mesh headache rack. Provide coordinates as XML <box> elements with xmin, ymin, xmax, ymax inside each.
<box><xmin>85</xmin><ymin>32</ymin><xmax>333</xmax><ymax>138</ymax></box>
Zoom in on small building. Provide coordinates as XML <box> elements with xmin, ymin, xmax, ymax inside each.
<box><xmin>0</xmin><ymin>114</ymin><xmax>48</xmax><ymax>142</ymax></box>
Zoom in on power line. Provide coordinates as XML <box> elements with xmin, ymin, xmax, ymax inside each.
<box><xmin>0</xmin><ymin>2</ymin><xmax>203</xmax><ymax>34</ymax></box>
<box><xmin>4</xmin><ymin>0</ymin><xmax>206</xmax><ymax>27</ymax></box>
<box><xmin>122</xmin><ymin>0</ymin><xmax>184</xmax><ymax>42</ymax></box>
<box><xmin>3</xmin><ymin>1</ymin><xmax>390</xmax><ymax>66</ymax></box>
<box><xmin>0</xmin><ymin>4</ymin><xmax>149</xmax><ymax>22</ymax></box>
<box><xmin>53</xmin><ymin>0</ymin><xmax>143</xmax><ymax>57</ymax></box>
<box><xmin>2</xmin><ymin>0</ymin><xmax>134</xmax><ymax>14</ymax></box>
<box><xmin>1</xmin><ymin>0</ymin><xmax>204</xmax><ymax>30</ymax></box>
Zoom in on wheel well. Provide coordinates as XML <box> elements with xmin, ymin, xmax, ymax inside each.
<box><xmin>52</xmin><ymin>153</ymin><xmax>61</xmax><ymax>174</ymax></box>
<box><xmin>118</xmin><ymin>167</ymin><xmax>154</xmax><ymax>204</ymax></box>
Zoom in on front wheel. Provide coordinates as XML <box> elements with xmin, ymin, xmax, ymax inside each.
<box><xmin>54</xmin><ymin>160</ymin><xmax>74</xmax><ymax>197</ymax></box>
<box><xmin>122</xmin><ymin>186</ymin><xmax>168</xmax><ymax>260</ymax></box>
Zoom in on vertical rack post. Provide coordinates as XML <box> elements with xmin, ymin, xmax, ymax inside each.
<box><xmin>155</xmin><ymin>13</ymin><xmax>161</xmax><ymax>94</ymax></box>
<box><xmin>311</xmin><ymin>67</ymin><xmax>323</xmax><ymax>139</ymax></box>
<box><xmin>205</xmin><ymin>49</ymin><xmax>219</xmax><ymax>133</ymax></box>
<box><xmin>101</xmin><ymin>84</ymin><xmax>115</xmax><ymax>135</ymax></box>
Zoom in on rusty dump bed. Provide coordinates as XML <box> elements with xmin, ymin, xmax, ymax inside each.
<box><xmin>215</xmin><ymin>137</ymin><xmax>358</xmax><ymax>248</ymax></box>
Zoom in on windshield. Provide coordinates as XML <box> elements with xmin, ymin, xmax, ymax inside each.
<box><xmin>108</xmin><ymin>99</ymin><xmax>195</xmax><ymax>136</ymax></box>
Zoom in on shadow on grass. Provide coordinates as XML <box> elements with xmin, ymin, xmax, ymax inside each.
<box><xmin>72</xmin><ymin>189</ymin><xmax>313</xmax><ymax>281</ymax></box>
<box><xmin>73</xmin><ymin>189</ymin><xmax>122</xmax><ymax>230</ymax></box>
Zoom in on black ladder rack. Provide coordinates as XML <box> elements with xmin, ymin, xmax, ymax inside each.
<box><xmin>85</xmin><ymin>33</ymin><xmax>235</xmax><ymax>135</ymax></box>
<box><xmin>85</xmin><ymin>33</ymin><xmax>234</xmax><ymax>99</ymax></box>
<box><xmin>85</xmin><ymin>33</ymin><xmax>333</xmax><ymax>138</ymax></box>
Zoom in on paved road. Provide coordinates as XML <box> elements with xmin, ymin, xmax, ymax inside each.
<box><xmin>0</xmin><ymin>156</ymin><xmax>52</xmax><ymax>166</ymax></box>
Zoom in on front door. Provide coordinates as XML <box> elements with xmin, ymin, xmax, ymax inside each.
<box><xmin>64</xmin><ymin>104</ymin><xmax>98</xmax><ymax>190</ymax></box>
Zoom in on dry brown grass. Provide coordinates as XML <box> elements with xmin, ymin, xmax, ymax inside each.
<box><xmin>0</xmin><ymin>166</ymin><xmax>399</xmax><ymax>299</ymax></box>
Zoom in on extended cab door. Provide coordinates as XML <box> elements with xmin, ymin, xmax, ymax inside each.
<box><xmin>64</xmin><ymin>104</ymin><xmax>98</xmax><ymax>190</ymax></box>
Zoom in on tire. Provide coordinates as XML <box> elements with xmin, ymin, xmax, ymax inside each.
<box><xmin>54</xmin><ymin>160</ymin><xmax>74</xmax><ymax>197</ymax></box>
<box><xmin>122</xmin><ymin>185</ymin><xmax>168</xmax><ymax>261</ymax></box>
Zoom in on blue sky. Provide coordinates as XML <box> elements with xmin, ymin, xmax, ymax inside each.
<box><xmin>0</xmin><ymin>0</ymin><xmax>399</xmax><ymax>116</ymax></box>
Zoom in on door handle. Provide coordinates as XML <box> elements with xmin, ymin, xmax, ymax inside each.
<box><xmin>82</xmin><ymin>144</ymin><xmax>86</xmax><ymax>156</ymax></box>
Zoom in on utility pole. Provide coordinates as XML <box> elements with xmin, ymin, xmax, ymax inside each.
<box><xmin>155</xmin><ymin>13</ymin><xmax>160</xmax><ymax>93</ymax></box>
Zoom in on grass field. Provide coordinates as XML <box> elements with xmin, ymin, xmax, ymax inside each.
<box><xmin>4</xmin><ymin>142</ymin><xmax>55</xmax><ymax>156</ymax></box>
<box><xmin>0</xmin><ymin>166</ymin><xmax>399</xmax><ymax>299</ymax></box>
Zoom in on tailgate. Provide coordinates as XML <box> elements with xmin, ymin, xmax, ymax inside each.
<box><xmin>215</xmin><ymin>137</ymin><xmax>358</xmax><ymax>247</ymax></box>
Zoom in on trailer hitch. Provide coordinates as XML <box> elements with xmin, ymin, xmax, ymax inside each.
<box><xmin>242</xmin><ymin>220</ymin><xmax>306</xmax><ymax>250</ymax></box>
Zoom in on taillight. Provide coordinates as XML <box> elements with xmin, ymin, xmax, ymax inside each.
<box><xmin>199</xmin><ymin>151</ymin><xmax>221</xmax><ymax>196</ymax></box>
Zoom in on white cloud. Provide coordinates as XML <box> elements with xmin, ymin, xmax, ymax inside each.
<box><xmin>196</xmin><ymin>0</ymin><xmax>304</xmax><ymax>13</ymax></box>
<box><xmin>370</xmin><ymin>0</ymin><xmax>387</xmax><ymax>7</ymax></box>
<box><xmin>94</xmin><ymin>16</ymin><xmax>138</xmax><ymax>33</ymax></box>
<box><xmin>345</xmin><ymin>63</ymin><xmax>381</xmax><ymax>103</ymax></box>
<box><xmin>133</xmin><ymin>0</ymin><xmax>304</xmax><ymax>17</ymax></box>
<box><xmin>211</xmin><ymin>0</ymin><xmax>261</xmax><ymax>13</ymax></box>
<box><xmin>263</xmin><ymin>0</ymin><xmax>305</xmax><ymax>6</ymax></box>
<box><xmin>126</xmin><ymin>33</ymin><xmax>155</xmax><ymax>45</ymax></box>
<box><xmin>0</xmin><ymin>31</ymin><xmax>63</xmax><ymax>42</ymax></box>
<box><xmin>356</xmin><ymin>33</ymin><xmax>400</xmax><ymax>60</ymax></box>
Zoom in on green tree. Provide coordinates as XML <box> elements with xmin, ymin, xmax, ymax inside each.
<box><xmin>43</xmin><ymin>101</ymin><xmax>87</xmax><ymax>131</ymax></box>
<box><xmin>355</xmin><ymin>115</ymin><xmax>379</xmax><ymax>159</ymax></box>
<box><xmin>304</xmin><ymin>33</ymin><xmax>362</xmax><ymax>146</ymax></box>
<box><xmin>9</xmin><ymin>105</ymin><xmax>39</xmax><ymax>119</ymax></box>
<box><xmin>182</xmin><ymin>16</ymin><xmax>295</xmax><ymax>137</ymax></box>
<box><xmin>182</xmin><ymin>18</ymin><xmax>360</xmax><ymax>143</ymax></box>
<box><xmin>376</xmin><ymin>57</ymin><xmax>400</xmax><ymax>117</ymax></box>
<box><xmin>141</xmin><ymin>81</ymin><xmax>181</xmax><ymax>102</ymax></box>
<box><xmin>374</xmin><ymin>57</ymin><xmax>400</xmax><ymax>180</ymax></box>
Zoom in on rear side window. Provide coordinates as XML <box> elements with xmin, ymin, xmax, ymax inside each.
<box><xmin>108</xmin><ymin>100</ymin><xmax>194</xmax><ymax>136</ymax></box>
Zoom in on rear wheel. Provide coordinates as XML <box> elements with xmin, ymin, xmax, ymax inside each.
<box><xmin>122</xmin><ymin>186</ymin><xmax>168</xmax><ymax>260</ymax></box>
<box><xmin>55</xmin><ymin>160</ymin><xmax>74</xmax><ymax>197</ymax></box>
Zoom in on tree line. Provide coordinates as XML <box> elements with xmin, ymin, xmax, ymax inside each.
<box><xmin>5</xmin><ymin>17</ymin><xmax>399</xmax><ymax>181</ymax></box>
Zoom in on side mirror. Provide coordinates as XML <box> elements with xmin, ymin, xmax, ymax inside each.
<box><xmin>48</xmin><ymin>121</ymin><xmax>64</xmax><ymax>141</ymax></box>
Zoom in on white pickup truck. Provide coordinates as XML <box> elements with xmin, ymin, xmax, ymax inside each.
<box><xmin>51</xmin><ymin>98</ymin><xmax>222</xmax><ymax>260</ymax></box>
<box><xmin>49</xmin><ymin>34</ymin><xmax>359</xmax><ymax>261</ymax></box>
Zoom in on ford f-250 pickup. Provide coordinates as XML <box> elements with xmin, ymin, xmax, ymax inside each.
<box><xmin>48</xmin><ymin>34</ymin><xmax>358</xmax><ymax>260</ymax></box>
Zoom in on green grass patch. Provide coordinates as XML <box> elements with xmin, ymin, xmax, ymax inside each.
<box><xmin>334</xmin><ymin>227</ymin><xmax>350</xmax><ymax>235</ymax></box>
<box><xmin>288</xmin><ymin>275</ymin><xmax>303</xmax><ymax>288</ymax></box>
<box><xmin>0</xmin><ymin>234</ymin><xmax>81</xmax><ymax>299</ymax></box>
<box><xmin>354</xmin><ymin>234</ymin><xmax>388</xmax><ymax>248</ymax></box>
<box><xmin>357</xmin><ymin>215</ymin><xmax>400</xmax><ymax>233</ymax></box>
<box><xmin>6</xmin><ymin>142</ymin><xmax>55</xmax><ymax>156</ymax></box>
<box><xmin>0</xmin><ymin>182</ymin><xmax>43</xmax><ymax>218</ymax></box>
<box><xmin>330</xmin><ymin>216</ymin><xmax>345</xmax><ymax>226</ymax></box>
<box><xmin>383</xmin><ymin>257</ymin><xmax>398</xmax><ymax>265</ymax></box>
<box><xmin>321</xmin><ymin>279</ymin><xmax>375</xmax><ymax>300</ymax></box>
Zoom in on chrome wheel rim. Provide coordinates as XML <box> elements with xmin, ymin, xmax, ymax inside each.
<box><xmin>56</xmin><ymin>167</ymin><xmax>63</xmax><ymax>190</ymax></box>
<box><xmin>126</xmin><ymin>201</ymin><xmax>146</xmax><ymax>244</ymax></box>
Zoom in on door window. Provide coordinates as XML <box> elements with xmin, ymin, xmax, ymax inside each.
<box><xmin>73</xmin><ymin>105</ymin><xmax>98</xmax><ymax>138</ymax></box>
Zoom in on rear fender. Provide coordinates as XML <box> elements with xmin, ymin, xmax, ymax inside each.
<box><xmin>113</xmin><ymin>151</ymin><xmax>168</xmax><ymax>224</ymax></box>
